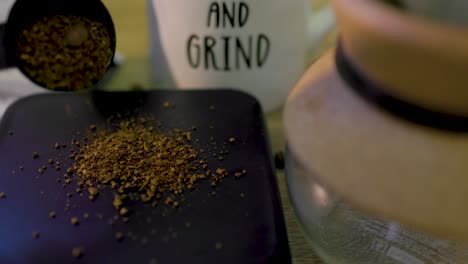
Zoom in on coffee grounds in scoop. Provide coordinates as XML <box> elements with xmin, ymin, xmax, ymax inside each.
<box><xmin>15</xmin><ymin>15</ymin><xmax>113</xmax><ymax>91</ymax></box>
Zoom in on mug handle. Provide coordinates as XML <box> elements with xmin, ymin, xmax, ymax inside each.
<box><xmin>307</xmin><ymin>3</ymin><xmax>336</xmax><ymax>52</ymax></box>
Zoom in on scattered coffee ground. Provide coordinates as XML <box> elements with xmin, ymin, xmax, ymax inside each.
<box><xmin>120</xmin><ymin>207</ymin><xmax>129</xmax><ymax>216</ymax></box>
<box><xmin>162</xmin><ymin>101</ymin><xmax>175</xmax><ymax>108</ymax></box>
<box><xmin>234</xmin><ymin>170</ymin><xmax>247</xmax><ymax>179</ymax></box>
<box><xmin>113</xmin><ymin>195</ymin><xmax>123</xmax><ymax>210</ymax></box>
<box><xmin>87</xmin><ymin>187</ymin><xmax>99</xmax><ymax>201</ymax></box>
<box><xmin>69</xmin><ymin>117</ymin><xmax>223</xmax><ymax>210</ymax></box>
<box><xmin>115</xmin><ymin>232</ymin><xmax>125</xmax><ymax>242</ymax></box>
<box><xmin>32</xmin><ymin>231</ymin><xmax>40</xmax><ymax>239</ymax></box>
<box><xmin>49</xmin><ymin>211</ymin><xmax>57</xmax><ymax>219</ymax></box>
<box><xmin>32</xmin><ymin>115</ymin><xmax>243</xmax><ymax>231</ymax></box>
<box><xmin>71</xmin><ymin>247</ymin><xmax>84</xmax><ymax>259</ymax></box>
<box><xmin>215</xmin><ymin>242</ymin><xmax>223</xmax><ymax>250</ymax></box>
<box><xmin>0</xmin><ymin>192</ymin><xmax>6</xmax><ymax>199</ymax></box>
<box><xmin>15</xmin><ymin>15</ymin><xmax>113</xmax><ymax>91</ymax></box>
<box><xmin>70</xmin><ymin>217</ymin><xmax>79</xmax><ymax>226</ymax></box>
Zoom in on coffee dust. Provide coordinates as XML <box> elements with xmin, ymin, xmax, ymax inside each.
<box><xmin>119</xmin><ymin>207</ymin><xmax>129</xmax><ymax>216</ymax></box>
<box><xmin>69</xmin><ymin>117</ymin><xmax>219</xmax><ymax>210</ymax></box>
<box><xmin>49</xmin><ymin>211</ymin><xmax>57</xmax><ymax>219</ymax></box>
<box><xmin>70</xmin><ymin>217</ymin><xmax>79</xmax><ymax>226</ymax></box>
<box><xmin>115</xmin><ymin>232</ymin><xmax>125</xmax><ymax>242</ymax></box>
<box><xmin>87</xmin><ymin>187</ymin><xmax>99</xmax><ymax>201</ymax></box>
<box><xmin>71</xmin><ymin>247</ymin><xmax>84</xmax><ymax>259</ymax></box>
<box><xmin>215</xmin><ymin>242</ymin><xmax>223</xmax><ymax>250</ymax></box>
<box><xmin>234</xmin><ymin>170</ymin><xmax>247</xmax><ymax>179</ymax></box>
<box><xmin>32</xmin><ymin>231</ymin><xmax>40</xmax><ymax>239</ymax></box>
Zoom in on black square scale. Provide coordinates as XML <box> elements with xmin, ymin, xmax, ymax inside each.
<box><xmin>0</xmin><ymin>90</ymin><xmax>290</xmax><ymax>264</ymax></box>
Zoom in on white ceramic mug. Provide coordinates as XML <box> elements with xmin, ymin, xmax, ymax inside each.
<box><xmin>147</xmin><ymin>0</ymin><xmax>335</xmax><ymax>112</ymax></box>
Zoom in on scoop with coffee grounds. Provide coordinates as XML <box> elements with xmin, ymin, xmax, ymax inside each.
<box><xmin>0</xmin><ymin>0</ymin><xmax>116</xmax><ymax>91</ymax></box>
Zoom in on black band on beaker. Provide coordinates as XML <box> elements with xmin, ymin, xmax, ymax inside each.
<box><xmin>335</xmin><ymin>40</ymin><xmax>468</xmax><ymax>133</ymax></box>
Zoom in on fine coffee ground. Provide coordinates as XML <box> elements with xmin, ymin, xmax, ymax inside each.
<box><xmin>15</xmin><ymin>15</ymin><xmax>113</xmax><ymax>90</ymax></box>
<box><xmin>47</xmin><ymin>115</ymin><xmax>236</xmax><ymax>215</ymax></box>
<box><xmin>73</xmin><ymin>118</ymin><xmax>210</xmax><ymax>203</ymax></box>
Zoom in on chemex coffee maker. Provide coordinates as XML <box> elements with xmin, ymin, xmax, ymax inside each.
<box><xmin>0</xmin><ymin>0</ymin><xmax>117</xmax><ymax>91</ymax></box>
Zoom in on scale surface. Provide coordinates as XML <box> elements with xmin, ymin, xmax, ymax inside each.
<box><xmin>0</xmin><ymin>90</ymin><xmax>290</xmax><ymax>264</ymax></box>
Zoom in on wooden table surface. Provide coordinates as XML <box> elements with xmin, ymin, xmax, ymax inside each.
<box><xmin>101</xmin><ymin>1</ymin><xmax>338</xmax><ymax>263</ymax></box>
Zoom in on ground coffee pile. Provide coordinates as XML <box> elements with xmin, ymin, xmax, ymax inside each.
<box><xmin>15</xmin><ymin>15</ymin><xmax>113</xmax><ymax>90</ymax></box>
<box><xmin>72</xmin><ymin>117</ymin><xmax>214</xmax><ymax>207</ymax></box>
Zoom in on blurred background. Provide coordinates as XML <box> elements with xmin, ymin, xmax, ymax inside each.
<box><xmin>101</xmin><ymin>0</ymin><xmax>338</xmax><ymax>91</ymax></box>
